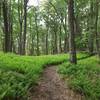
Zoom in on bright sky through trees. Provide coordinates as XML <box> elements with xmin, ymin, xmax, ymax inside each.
<box><xmin>28</xmin><ymin>0</ymin><xmax>45</xmax><ymax>6</ymax></box>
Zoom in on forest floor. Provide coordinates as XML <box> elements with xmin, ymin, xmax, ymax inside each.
<box><xmin>29</xmin><ymin>65</ymin><xmax>84</xmax><ymax>100</ymax></box>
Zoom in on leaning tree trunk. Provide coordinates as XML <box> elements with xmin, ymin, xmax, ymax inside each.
<box><xmin>68</xmin><ymin>0</ymin><xmax>77</xmax><ymax>64</ymax></box>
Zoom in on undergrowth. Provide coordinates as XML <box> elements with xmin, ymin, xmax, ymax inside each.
<box><xmin>0</xmin><ymin>52</ymin><xmax>88</xmax><ymax>99</ymax></box>
<box><xmin>0</xmin><ymin>52</ymin><xmax>67</xmax><ymax>99</ymax></box>
<box><xmin>59</xmin><ymin>56</ymin><xmax>100</xmax><ymax>100</ymax></box>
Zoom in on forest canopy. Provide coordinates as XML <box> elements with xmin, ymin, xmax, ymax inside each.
<box><xmin>0</xmin><ymin>0</ymin><xmax>99</xmax><ymax>58</ymax></box>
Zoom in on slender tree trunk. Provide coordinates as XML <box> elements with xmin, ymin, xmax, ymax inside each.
<box><xmin>59</xmin><ymin>25</ymin><xmax>62</xmax><ymax>53</ymax></box>
<box><xmin>18</xmin><ymin>0</ymin><xmax>23</xmax><ymax>55</ymax></box>
<box><xmin>95</xmin><ymin>0</ymin><xmax>100</xmax><ymax>57</ymax></box>
<box><xmin>54</xmin><ymin>30</ymin><xmax>58</xmax><ymax>54</ymax></box>
<box><xmin>2</xmin><ymin>0</ymin><xmax>10</xmax><ymax>52</ymax></box>
<box><xmin>35</xmin><ymin>8</ymin><xmax>40</xmax><ymax>56</ymax></box>
<box><xmin>22</xmin><ymin>0</ymin><xmax>28</xmax><ymax>55</ymax></box>
<box><xmin>0</xmin><ymin>1</ymin><xmax>2</xmax><ymax>16</ymax></box>
<box><xmin>50</xmin><ymin>31</ymin><xmax>54</xmax><ymax>54</ymax></box>
<box><xmin>68</xmin><ymin>0</ymin><xmax>77</xmax><ymax>64</ymax></box>
<box><xmin>88</xmin><ymin>1</ymin><xmax>94</xmax><ymax>55</ymax></box>
<box><xmin>29</xmin><ymin>16</ymin><xmax>34</xmax><ymax>55</ymax></box>
<box><xmin>64</xmin><ymin>36</ymin><xmax>68</xmax><ymax>53</ymax></box>
<box><xmin>45</xmin><ymin>28</ymin><xmax>49</xmax><ymax>55</ymax></box>
<box><xmin>9</xmin><ymin>0</ymin><xmax>13</xmax><ymax>52</ymax></box>
<box><xmin>63</xmin><ymin>12</ymin><xmax>69</xmax><ymax>53</ymax></box>
<box><xmin>19</xmin><ymin>22</ymin><xmax>23</xmax><ymax>54</ymax></box>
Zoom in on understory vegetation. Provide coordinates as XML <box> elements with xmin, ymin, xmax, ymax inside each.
<box><xmin>59</xmin><ymin>56</ymin><xmax>100</xmax><ymax>100</ymax></box>
<box><xmin>0</xmin><ymin>52</ymin><xmax>89</xmax><ymax>99</ymax></box>
<box><xmin>0</xmin><ymin>52</ymin><xmax>67</xmax><ymax>99</ymax></box>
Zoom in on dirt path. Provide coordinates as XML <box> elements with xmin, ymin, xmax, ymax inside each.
<box><xmin>29</xmin><ymin>66</ymin><xmax>84</xmax><ymax>100</ymax></box>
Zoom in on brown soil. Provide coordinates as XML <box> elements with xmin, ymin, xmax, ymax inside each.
<box><xmin>29</xmin><ymin>66</ymin><xmax>84</xmax><ymax>100</ymax></box>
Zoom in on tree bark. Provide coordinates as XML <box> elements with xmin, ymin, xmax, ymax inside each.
<box><xmin>88</xmin><ymin>1</ymin><xmax>94</xmax><ymax>55</ymax></box>
<box><xmin>34</xmin><ymin>8</ymin><xmax>40</xmax><ymax>56</ymax></box>
<box><xmin>59</xmin><ymin>25</ymin><xmax>62</xmax><ymax>53</ymax></box>
<box><xmin>2</xmin><ymin>0</ymin><xmax>11</xmax><ymax>52</ymax></box>
<box><xmin>45</xmin><ymin>28</ymin><xmax>49</xmax><ymax>55</ymax></box>
<box><xmin>68</xmin><ymin>0</ymin><xmax>77</xmax><ymax>64</ymax></box>
<box><xmin>22</xmin><ymin>0</ymin><xmax>28</xmax><ymax>55</ymax></box>
<box><xmin>95</xmin><ymin>0</ymin><xmax>100</xmax><ymax>57</ymax></box>
<box><xmin>18</xmin><ymin>0</ymin><xmax>23</xmax><ymax>55</ymax></box>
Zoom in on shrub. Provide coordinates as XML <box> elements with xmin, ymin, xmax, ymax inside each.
<box><xmin>59</xmin><ymin>56</ymin><xmax>100</xmax><ymax>100</ymax></box>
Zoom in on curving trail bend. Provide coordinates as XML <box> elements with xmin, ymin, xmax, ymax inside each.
<box><xmin>29</xmin><ymin>66</ymin><xmax>84</xmax><ymax>100</ymax></box>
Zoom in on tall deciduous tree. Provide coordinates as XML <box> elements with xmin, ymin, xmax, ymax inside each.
<box><xmin>23</xmin><ymin>0</ymin><xmax>28</xmax><ymax>55</ymax></box>
<box><xmin>88</xmin><ymin>1</ymin><xmax>94</xmax><ymax>55</ymax></box>
<box><xmin>18</xmin><ymin>0</ymin><xmax>24</xmax><ymax>55</ymax></box>
<box><xmin>2</xmin><ymin>0</ymin><xmax>11</xmax><ymax>52</ymax></box>
<box><xmin>95</xmin><ymin>0</ymin><xmax>100</xmax><ymax>58</ymax></box>
<box><xmin>68</xmin><ymin>0</ymin><xmax>77</xmax><ymax>64</ymax></box>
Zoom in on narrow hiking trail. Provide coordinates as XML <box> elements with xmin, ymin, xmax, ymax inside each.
<box><xmin>29</xmin><ymin>66</ymin><xmax>84</xmax><ymax>100</ymax></box>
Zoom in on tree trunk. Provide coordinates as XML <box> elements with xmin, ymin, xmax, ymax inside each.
<box><xmin>2</xmin><ymin>0</ymin><xmax>11</xmax><ymax>52</ymax></box>
<box><xmin>95</xmin><ymin>0</ymin><xmax>100</xmax><ymax>57</ymax></box>
<box><xmin>63</xmin><ymin>12</ymin><xmax>69</xmax><ymax>53</ymax></box>
<box><xmin>68</xmin><ymin>0</ymin><xmax>77</xmax><ymax>64</ymax></box>
<box><xmin>9</xmin><ymin>0</ymin><xmax>13</xmax><ymax>52</ymax></box>
<box><xmin>54</xmin><ymin>30</ymin><xmax>58</xmax><ymax>54</ymax></box>
<box><xmin>88</xmin><ymin>1</ymin><xmax>94</xmax><ymax>55</ymax></box>
<box><xmin>18</xmin><ymin>0</ymin><xmax>24</xmax><ymax>55</ymax></box>
<box><xmin>35</xmin><ymin>8</ymin><xmax>40</xmax><ymax>56</ymax></box>
<box><xmin>45</xmin><ymin>28</ymin><xmax>49</xmax><ymax>55</ymax></box>
<box><xmin>22</xmin><ymin>0</ymin><xmax>28</xmax><ymax>55</ymax></box>
<box><xmin>59</xmin><ymin>25</ymin><xmax>62</xmax><ymax>53</ymax></box>
<box><xmin>19</xmin><ymin>22</ymin><xmax>23</xmax><ymax>54</ymax></box>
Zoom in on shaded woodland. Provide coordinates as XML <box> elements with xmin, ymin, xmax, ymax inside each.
<box><xmin>1</xmin><ymin>0</ymin><xmax>100</xmax><ymax>100</ymax></box>
<box><xmin>0</xmin><ymin>0</ymin><xmax>100</xmax><ymax>62</ymax></box>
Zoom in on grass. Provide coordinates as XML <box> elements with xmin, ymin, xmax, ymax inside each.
<box><xmin>0</xmin><ymin>52</ymin><xmax>67</xmax><ymax>99</ymax></box>
<box><xmin>59</xmin><ymin>56</ymin><xmax>100</xmax><ymax>100</ymax></box>
<box><xmin>0</xmin><ymin>52</ymin><xmax>89</xmax><ymax>99</ymax></box>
